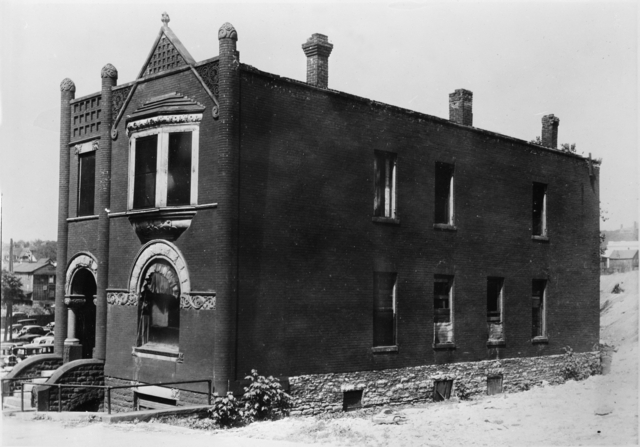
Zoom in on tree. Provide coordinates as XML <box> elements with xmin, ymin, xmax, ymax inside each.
<box><xmin>560</xmin><ymin>143</ymin><xmax>577</xmax><ymax>153</ymax></box>
<box><xmin>1</xmin><ymin>270</ymin><xmax>24</xmax><ymax>302</ymax></box>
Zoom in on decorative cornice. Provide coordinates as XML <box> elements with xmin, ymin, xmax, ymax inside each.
<box><xmin>60</xmin><ymin>78</ymin><xmax>76</xmax><ymax>93</ymax></box>
<box><xmin>218</xmin><ymin>22</ymin><xmax>237</xmax><ymax>41</ymax></box>
<box><xmin>101</xmin><ymin>63</ymin><xmax>118</xmax><ymax>79</ymax></box>
<box><xmin>128</xmin><ymin>209</ymin><xmax>196</xmax><ymax>244</ymax></box>
<box><xmin>107</xmin><ymin>292</ymin><xmax>138</xmax><ymax>306</ymax></box>
<box><xmin>181</xmin><ymin>294</ymin><xmax>216</xmax><ymax>310</ymax></box>
<box><xmin>126</xmin><ymin>114</ymin><xmax>202</xmax><ymax>135</ymax></box>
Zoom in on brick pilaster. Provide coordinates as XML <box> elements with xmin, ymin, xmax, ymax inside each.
<box><xmin>95</xmin><ymin>64</ymin><xmax>117</xmax><ymax>360</ymax></box>
<box><xmin>215</xmin><ymin>23</ymin><xmax>240</xmax><ymax>393</ymax></box>
<box><xmin>54</xmin><ymin>79</ymin><xmax>75</xmax><ymax>355</ymax></box>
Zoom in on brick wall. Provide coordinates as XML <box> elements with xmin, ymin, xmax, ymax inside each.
<box><xmin>235</xmin><ymin>68</ymin><xmax>600</xmax><ymax>379</ymax></box>
<box><xmin>36</xmin><ymin>359</ymin><xmax>105</xmax><ymax>411</ymax></box>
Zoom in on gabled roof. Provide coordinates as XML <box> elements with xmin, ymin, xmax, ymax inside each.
<box><xmin>609</xmin><ymin>249</ymin><xmax>639</xmax><ymax>260</ymax></box>
<box><xmin>138</xmin><ymin>12</ymin><xmax>196</xmax><ymax>79</ymax></box>
<box><xmin>12</xmin><ymin>259</ymin><xmax>53</xmax><ymax>274</ymax></box>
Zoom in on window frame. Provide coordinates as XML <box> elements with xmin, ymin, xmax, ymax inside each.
<box><xmin>373</xmin><ymin>271</ymin><xmax>397</xmax><ymax>348</ymax></box>
<box><xmin>127</xmin><ymin>123</ymin><xmax>200</xmax><ymax>211</ymax></box>
<box><xmin>532</xmin><ymin>182</ymin><xmax>548</xmax><ymax>237</ymax></box>
<box><xmin>434</xmin><ymin>162</ymin><xmax>455</xmax><ymax>226</ymax></box>
<box><xmin>373</xmin><ymin>150</ymin><xmax>397</xmax><ymax>219</ymax></box>
<box><xmin>532</xmin><ymin>279</ymin><xmax>547</xmax><ymax>340</ymax></box>
<box><xmin>77</xmin><ymin>144</ymin><xmax>97</xmax><ymax>217</ymax></box>
<box><xmin>433</xmin><ymin>275</ymin><xmax>455</xmax><ymax>346</ymax></box>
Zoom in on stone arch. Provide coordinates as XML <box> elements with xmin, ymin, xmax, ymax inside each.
<box><xmin>65</xmin><ymin>252</ymin><xmax>98</xmax><ymax>296</ymax></box>
<box><xmin>129</xmin><ymin>240</ymin><xmax>191</xmax><ymax>297</ymax></box>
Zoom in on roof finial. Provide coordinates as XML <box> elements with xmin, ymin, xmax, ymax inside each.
<box><xmin>161</xmin><ymin>12</ymin><xmax>170</xmax><ymax>26</ymax></box>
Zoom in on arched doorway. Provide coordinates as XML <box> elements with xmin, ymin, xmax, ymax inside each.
<box><xmin>69</xmin><ymin>269</ymin><xmax>97</xmax><ymax>359</ymax></box>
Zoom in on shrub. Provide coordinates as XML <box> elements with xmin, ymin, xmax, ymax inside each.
<box><xmin>243</xmin><ymin>369</ymin><xmax>291</xmax><ymax>421</ymax></box>
<box><xmin>560</xmin><ymin>346</ymin><xmax>599</xmax><ymax>381</ymax></box>
<box><xmin>208</xmin><ymin>392</ymin><xmax>244</xmax><ymax>428</ymax></box>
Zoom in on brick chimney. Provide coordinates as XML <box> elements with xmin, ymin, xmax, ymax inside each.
<box><xmin>302</xmin><ymin>33</ymin><xmax>333</xmax><ymax>89</ymax></box>
<box><xmin>541</xmin><ymin>114</ymin><xmax>560</xmax><ymax>148</ymax></box>
<box><xmin>449</xmin><ymin>89</ymin><xmax>473</xmax><ymax>126</ymax></box>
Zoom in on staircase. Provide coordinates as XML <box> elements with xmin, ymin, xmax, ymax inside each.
<box><xmin>2</xmin><ymin>370</ymin><xmax>56</xmax><ymax>412</ymax></box>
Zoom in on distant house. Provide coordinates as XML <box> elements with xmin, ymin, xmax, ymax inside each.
<box><xmin>12</xmin><ymin>259</ymin><xmax>57</xmax><ymax>306</ymax></box>
<box><xmin>607</xmin><ymin>250</ymin><xmax>639</xmax><ymax>272</ymax></box>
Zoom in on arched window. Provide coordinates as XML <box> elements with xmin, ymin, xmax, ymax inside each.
<box><xmin>137</xmin><ymin>261</ymin><xmax>180</xmax><ymax>347</ymax></box>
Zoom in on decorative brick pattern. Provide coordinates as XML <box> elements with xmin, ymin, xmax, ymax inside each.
<box><xmin>144</xmin><ymin>35</ymin><xmax>186</xmax><ymax>77</ymax></box>
<box><xmin>196</xmin><ymin>61</ymin><xmax>220</xmax><ymax>97</ymax></box>
<box><xmin>70</xmin><ymin>94</ymin><xmax>101</xmax><ymax>142</ymax></box>
<box><xmin>289</xmin><ymin>352</ymin><xmax>600</xmax><ymax>414</ymax></box>
<box><xmin>112</xmin><ymin>85</ymin><xmax>132</xmax><ymax>119</ymax></box>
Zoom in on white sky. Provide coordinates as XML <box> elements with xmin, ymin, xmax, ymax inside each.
<box><xmin>0</xmin><ymin>0</ymin><xmax>637</xmax><ymax>240</ymax></box>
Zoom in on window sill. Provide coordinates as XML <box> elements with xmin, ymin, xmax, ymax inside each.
<box><xmin>67</xmin><ymin>215</ymin><xmax>99</xmax><ymax>223</ymax></box>
<box><xmin>531</xmin><ymin>235</ymin><xmax>549</xmax><ymax>242</ymax></box>
<box><xmin>372</xmin><ymin>216</ymin><xmax>400</xmax><ymax>225</ymax></box>
<box><xmin>487</xmin><ymin>340</ymin><xmax>506</xmax><ymax>347</ymax></box>
<box><xmin>132</xmin><ymin>344</ymin><xmax>184</xmax><ymax>362</ymax></box>
<box><xmin>433</xmin><ymin>223</ymin><xmax>457</xmax><ymax>232</ymax></box>
<box><xmin>127</xmin><ymin>208</ymin><xmax>198</xmax><ymax>244</ymax></box>
<box><xmin>371</xmin><ymin>345</ymin><xmax>398</xmax><ymax>353</ymax></box>
<box><xmin>433</xmin><ymin>342</ymin><xmax>456</xmax><ymax>350</ymax></box>
<box><xmin>531</xmin><ymin>336</ymin><xmax>549</xmax><ymax>344</ymax></box>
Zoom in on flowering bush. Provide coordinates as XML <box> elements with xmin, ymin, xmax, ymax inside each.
<box><xmin>243</xmin><ymin>369</ymin><xmax>291</xmax><ymax>421</ymax></box>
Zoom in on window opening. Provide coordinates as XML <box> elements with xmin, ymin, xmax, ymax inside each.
<box><xmin>137</xmin><ymin>261</ymin><xmax>180</xmax><ymax>347</ymax></box>
<box><xmin>134</xmin><ymin>392</ymin><xmax>177</xmax><ymax>410</ymax></box>
<box><xmin>77</xmin><ymin>151</ymin><xmax>96</xmax><ymax>216</ymax></box>
<box><xmin>133</xmin><ymin>135</ymin><xmax>158</xmax><ymax>210</ymax></box>
<box><xmin>342</xmin><ymin>390</ymin><xmax>363</xmax><ymax>412</ymax></box>
<box><xmin>532</xmin><ymin>279</ymin><xmax>546</xmax><ymax>338</ymax></box>
<box><xmin>433</xmin><ymin>379</ymin><xmax>453</xmax><ymax>402</ymax></box>
<box><xmin>532</xmin><ymin>182</ymin><xmax>547</xmax><ymax>236</ymax></box>
<box><xmin>487</xmin><ymin>375</ymin><xmax>503</xmax><ymax>395</ymax></box>
<box><xmin>374</xmin><ymin>151</ymin><xmax>397</xmax><ymax>218</ymax></box>
<box><xmin>434</xmin><ymin>275</ymin><xmax>453</xmax><ymax>344</ymax></box>
<box><xmin>167</xmin><ymin>132</ymin><xmax>192</xmax><ymax>206</ymax></box>
<box><xmin>373</xmin><ymin>272</ymin><xmax>397</xmax><ymax>347</ymax></box>
<box><xmin>487</xmin><ymin>277</ymin><xmax>504</xmax><ymax>342</ymax></box>
<box><xmin>434</xmin><ymin>162</ymin><xmax>454</xmax><ymax>225</ymax></box>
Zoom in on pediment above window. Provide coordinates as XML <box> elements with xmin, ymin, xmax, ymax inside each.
<box><xmin>126</xmin><ymin>92</ymin><xmax>205</xmax><ymax>134</ymax></box>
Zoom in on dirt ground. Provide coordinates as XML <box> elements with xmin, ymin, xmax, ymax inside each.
<box><xmin>2</xmin><ymin>271</ymin><xmax>638</xmax><ymax>446</ymax></box>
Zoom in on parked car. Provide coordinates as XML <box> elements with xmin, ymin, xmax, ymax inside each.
<box><xmin>0</xmin><ymin>342</ymin><xmax>18</xmax><ymax>369</ymax></box>
<box><xmin>32</xmin><ymin>336</ymin><xmax>54</xmax><ymax>345</ymax></box>
<box><xmin>12</xmin><ymin>325</ymin><xmax>47</xmax><ymax>343</ymax></box>
<box><xmin>11</xmin><ymin>312</ymin><xmax>28</xmax><ymax>323</ymax></box>
<box><xmin>13</xmin><ymin>343</ymin><xmax>54</xmax><ymax>361</ymax></box>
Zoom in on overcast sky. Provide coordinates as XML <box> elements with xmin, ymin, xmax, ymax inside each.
<box><xmin>0</xmin><ymin>0</ymin><xmax>637</xmax><ymax>241</ymax></box>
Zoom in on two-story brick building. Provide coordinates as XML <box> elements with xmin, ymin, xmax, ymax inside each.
<box><xmin>49</xmin><ymin>14</ymin><xmax>600</xmax><ymax>412</ymax></box>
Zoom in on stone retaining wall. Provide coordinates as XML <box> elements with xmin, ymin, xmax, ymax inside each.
<box><xmin>289</xmin><ymin>352</ymin><xmax>600</xmax><ymax>415</ymax></box>
<box><xmin>36</xmin><ymin>359</ymin><xmax>105</xmax><ymax>411</ymax></box>
<box><xmin>104</xmin><ymin>377</ymin><xmax>211</xmax><ymax>413</ymax></box>
<box><xmin>2</xmin><ymin>354</ymin><xmax>63</xmax><ymax>394</ymax></box>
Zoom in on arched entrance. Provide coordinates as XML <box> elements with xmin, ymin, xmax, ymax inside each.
<box><xmin>69</xmin><ymin>269</ymin><xmax>97</xmax><ymax>359</ymax></box>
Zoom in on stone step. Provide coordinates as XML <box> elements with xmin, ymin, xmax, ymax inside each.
<box><xmin>41</xmin><ymin>370</ymin><xmax>57</xmax><ymax>378</ymax></box>
<box><xmin>32</xmin><ymin>377</ymin><xmax>48</xmax><ymax>384</ymax></box>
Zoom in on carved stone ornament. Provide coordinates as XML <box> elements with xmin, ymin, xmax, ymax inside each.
<box><xmin>161</xmin><ymin>12</ymin><xmax>170</xmax><ymax>26</ymax></box>
<box><xmin>126</xmin><ymin>114</ymin><xmax>202</xmax><ymax>136</ymax></box>
<box><xmin>180</xmin><ymin>294</ymin><xmax>216</xmax><ymax>310</ymax></box>
<box><xmin>129</xmin><ymin>210</ymin><xmax>196</xmax><ymax>244</ymax></box>
<box><xmin>107</xmin><ymin>292</ymin><xmax>139</xmax><ymax>306</ymax></box>
<box><xmin>101</xmin><ymin>63</ymin><xmax>118</xmax><ymax>79</ymax></box>
<box><xmin>92</xmin><ymin>140</ymin><xmax>99</xmax><ymax>151</ymax></box>
<box><xmin>218</xmin><ymin>22</ymin><xmax>237</xmax><ymax>41</ymax></box>
<box><xmin>64</xmin><ymin>297</ymin><xmax>87</xmax><ymax>307</ymax></box>
<box><xmin>60</xmin><ymin>78</ymin><xmax>76</xmax><ymax>92</ymax></box>
<box><xmin>111</xmin><ymin>128</ymin><xmax>118</xmax><ymax>140</ymax></box>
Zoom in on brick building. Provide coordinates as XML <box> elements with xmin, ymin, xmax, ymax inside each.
<box><xmin>49</xmin><ymin>15</ymin><xmax>601</xmax><ymax>411</ymax></box>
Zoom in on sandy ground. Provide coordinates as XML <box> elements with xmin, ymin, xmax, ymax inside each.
<box><xmin>2</xmin><ymin>271</ymin><xmax>638</xmax><ymax>447</ymax></box>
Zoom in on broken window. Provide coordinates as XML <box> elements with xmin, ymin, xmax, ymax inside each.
<box><xmin>532</xmin><ymin>182</ymin><xmax>547</xmax><ymax>236</ymax></box>
<box><xmin>342</xmin><ymin>390</ymin><xmax>363</xmax><ymax>412</ymax></box>
<box><xmin>433</xmin><ymin>379</ymin><xmax>453</xmax><ymax>402</ymax></box>
<box><xmin>373</xmin><ymin>272</ymin><xmax>397</xmax><ymax>347</ymax></box>
<box><xmin>434</xmin><ymin>275</ymin><xmax>453</xmax><ymax>344</ymax></box>
<box><xmin>373</xmin><ymin>151</ymin><xmax>397</xmax><ymax>218</ymax></box>
<box><xmin>434</xmin><ymin>162</ymin><xmax>454</xmax><ymax>225</ymax></box>
<box><xmin>137</xmin><ymin>261</ymin><xmax>181</xmax><ymax>347</ymax></box>
<box><xmin>130</xmin><ymin>127</ymin><xmax>198</xmax><ymax>211</ymax></box>
<box><xmin>77</xmin><ymin>150</ymin><xmax>96</xmax><ymax>216</ymax></box>
<box><xmin>487</xmin><ymin>277</ymin><xmax>504</xmax><ymax>342</ymax></box>
<box><xmin>532</xmin><ymin>279</ymin><xmax>546</xmax><ymax>338</ymax></box>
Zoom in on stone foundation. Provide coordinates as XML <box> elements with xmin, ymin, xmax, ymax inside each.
<box><xmin>103</xmin><ymin>377</ymin><xmax>211</xmax><ymax>413</ymax></box>
<box><xmin>289</xmin><ymin>352</ymin><xmax>600</xmax><ymax>415</ymax></box>
<box><xmin>35</xmin><ymin>359</ymin><xmax>105</xmax><ymax>411</ymax></box>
